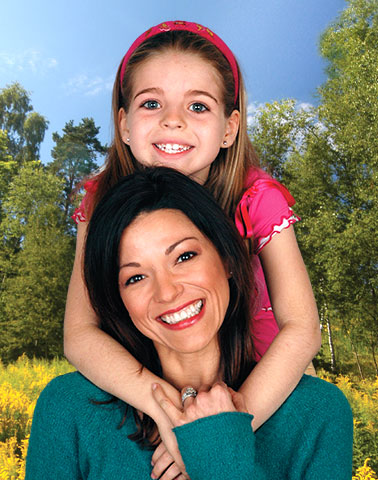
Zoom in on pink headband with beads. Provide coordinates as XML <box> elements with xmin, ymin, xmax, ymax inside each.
<box><xmin>120</xmin><ymin>20</ymin><xmax>239</xmax><ymax>105</ymax></box>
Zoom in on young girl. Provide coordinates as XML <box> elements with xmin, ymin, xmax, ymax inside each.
<box><xmin>66</xmin><ymin>20</ymin><xmax>321</xmax><ymax>479</ymax></box>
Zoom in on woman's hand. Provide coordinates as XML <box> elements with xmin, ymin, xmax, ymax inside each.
<box><xmin>151</xmin><ymin>414</ymin><xmax>188</xmax><ymax>479</ymax></box>
<box><xmin>152</xmin><ymin>381</ymin><xmax>248</xmax><ymax>427</ymax></box>
<box><xmin>151</xmin><ymin>382</ymin><xmax>247</xmax><ymax>479</ymax></box>
<box><xmin>151</xmin><ymin>441</ymin><xmax>187</xmax><ymax>479</ymax></box>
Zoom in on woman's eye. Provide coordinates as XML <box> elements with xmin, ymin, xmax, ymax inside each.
<box><xmin>189</xmin><ymin>103</ymin><xmax>208</xmax><ymax>113</ymax></box>
<box><xmin>177</xmin><ymin>251</ymin><xmax>197</xmax><ymax>263</ymax></box>
<box><xmin>142</xmin><ymin>100</ymin><xmax>161</xmax><ymax>110</ymax></box>
<box><xmin>125</xmin><ymin>274</ymin><xmax>145</xmax><ymax>286</ymax></box>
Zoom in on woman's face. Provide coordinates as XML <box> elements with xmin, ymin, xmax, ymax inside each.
<box><xmin>118</xmin><ymin>209</ymin><xmax>230</xmax><ymax>356</ymax></box>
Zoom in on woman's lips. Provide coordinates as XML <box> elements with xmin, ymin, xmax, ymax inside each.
<box><xmin>157</xmin><ymin>299</ymin><xmax>205</xmax><ymax>330</ymax></box>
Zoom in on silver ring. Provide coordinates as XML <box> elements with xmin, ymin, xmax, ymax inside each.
<box><xmin>181</xmin><ymin>387</ymin><xmax>197</xmax><ymax>406</ymax></box>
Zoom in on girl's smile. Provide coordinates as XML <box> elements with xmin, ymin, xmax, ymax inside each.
<box><xmin>118</xmin><ymin>51</ymin><xmax>239</xmax><ymax>184</ymax></box>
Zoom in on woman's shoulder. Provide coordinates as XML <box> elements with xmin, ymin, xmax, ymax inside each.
<box><xmin>290</xmin><ymin>374</ymin><xmax>352</xmax><ymax>421</ymax></box>
<box><xmin>36</xmin><ymin>371</ymin><xmax>111</xmax><ymax>411</ymax></box>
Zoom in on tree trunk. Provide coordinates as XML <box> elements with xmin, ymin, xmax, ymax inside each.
<box><xmin>350</xmin><ymin>336</ymin><xmax>364</xmax><ymax>380</ymax></box>
<box><xmin>322</xmin><ymin>305</ymin><xmax>336</xmax><ymax>372</ymax></box>
<box><xmin>371</xmin><ymin>340</ymin><xmax>378</xmax><ymax>376</ymax></box>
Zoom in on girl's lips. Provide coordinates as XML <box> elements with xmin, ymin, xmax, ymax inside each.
<box><xmin>153</xmin><ymin>143</ymin><xmax>194</xmax><ymax>157</ymax></box>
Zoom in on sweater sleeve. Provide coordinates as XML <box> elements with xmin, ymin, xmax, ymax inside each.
<box><xmin>173</xmin><ymin>412</ymin><xmax>266</xmax><ymax>480</ymax></box>
<box><xmin>302</xmin><ymin>382</ymin><xmax>354</xmax><ymax>480</ymax></box>
<box><xmin>25</xmin><ymin>378</ymin><xmax>82</xmax><ymax>479</ymax></box>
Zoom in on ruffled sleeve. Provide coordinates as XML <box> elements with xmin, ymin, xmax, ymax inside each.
<box><xmin>71</xmin><ymin>179</ymin><xmax>98</xmax><ymax>224</ymax></box>
<box><xmin>235</xmin><ymin>176</ymin><xmax>300</xmax><ymax>254</ymax></box>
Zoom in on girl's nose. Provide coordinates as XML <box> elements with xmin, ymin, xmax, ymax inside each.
<box><xmin>160</xmin><ymin>107</ymin><xmax>186</xmax><ymax>129</ymax></box>
<box><xmin>153</xmin><ymin>271</ymin><xmax>183</xmax><ymax>304</ymax></box>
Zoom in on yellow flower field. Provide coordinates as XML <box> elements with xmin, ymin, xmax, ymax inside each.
<box><xmin>0</xmin><ymin>357</ymin><xmax>377</xmax><ymax>479</ymax></box>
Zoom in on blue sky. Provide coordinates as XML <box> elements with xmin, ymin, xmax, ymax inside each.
<box><xmin>1</xmin><ymin>0</ymin><xmax>346</xmax><ymax>165</ymax></box>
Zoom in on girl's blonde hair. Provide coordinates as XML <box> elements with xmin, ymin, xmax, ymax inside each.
<box><xmin>89</xmin><ymin>29</ymin><xmax>260</xmax><ymax>219</ymax></box>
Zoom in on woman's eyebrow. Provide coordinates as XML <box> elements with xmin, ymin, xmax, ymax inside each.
<box><xmin>119</xmin><ymin>261</ymin><xmax>140</xmax><ymax>270</ymax></box>
<box><xmin>119</xmin><ymin>237</ymin><xmax>198</xmax><ymax>270</ymax></box>
<box><xmin>165</xmin><ymin>237</ymin><xmax>198</xmax><ymax>255</ymax></box>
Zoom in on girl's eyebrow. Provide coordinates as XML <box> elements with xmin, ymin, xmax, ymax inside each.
<box><xmin>133</xmin><ymin>87</ymin><xmax>162</xmax><ymax>100</ymax></box>
<box><xmin>119</xmin><ymin>236</ymin><xmax>198</xmax><ymax>271</ymax></box>
<box><xmin>188</xmin><ymin>90</ymin><xmax>219</xmax><ymax>104</ymax></box>
<box><xmin>133</xmin><ymin>88</ymin><xmax>218</xmax><ymax>104</ymax></box>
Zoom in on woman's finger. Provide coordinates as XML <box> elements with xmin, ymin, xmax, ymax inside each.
<box><xmin>152</xmin><ymin>383</ymin><xmax>181</xmax><ymax>426</ymax></box>
<box><xmin>151</xmin><ymin>444</ymin><xmax>176</xmax><ymax>479</ymax></box>
<box><xmin>157</xmin><ymin>461</ymin><xmax>184</xmax><ymax>480</ymax></box>
<box><xmin>151</xmin><ymin>441</ymin><xmax>167</xmax><ymax>466</ymax></box>
<box><xmin>180</xmin><ymin>386</ymin><xmax>197</xmax><ymax>409</ymax></box>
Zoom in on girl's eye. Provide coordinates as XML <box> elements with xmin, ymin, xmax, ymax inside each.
<box><xmin>177</xmin><ymin>251</ymin><xmax>197</xmax><ymax>263</ymax></box>
<box><xmin>125</xmin><ymin>274</ymin><xmax>145</xmax><ymax>286</ymax></box>
<box><xmin>142</xmin><ymin>100</ymin><xmax>161</xmax><ymax>110</ymax></box>
<box><xmin>189</xmin><ymin>103</ymin><xmax>208</xmax><ymax>113</ymax></box>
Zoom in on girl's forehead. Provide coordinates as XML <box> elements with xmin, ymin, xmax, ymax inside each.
<box><xmin>135</xmin><ymin>49</ymin><xmax>221</xmax><ymax>79</ymax></box>
<box><xmin>131</xmin><ymin>50</ymin><xmax>223</xmax><ymax>94</ymax></box>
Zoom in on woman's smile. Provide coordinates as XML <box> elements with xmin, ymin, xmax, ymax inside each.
<box><xmin>157</xmin><ymin>299</ymin><xmax>205</xmax><ymax>329</ymax></box>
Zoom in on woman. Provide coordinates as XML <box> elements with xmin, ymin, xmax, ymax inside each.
<box><xmin>26</xmin><ymin>168</ymin><xmax>353</xmax><ymax>479</ymax></box>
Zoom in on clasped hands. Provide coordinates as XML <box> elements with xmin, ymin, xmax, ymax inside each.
<box><xmin>150</xmin><ymin>382</ymin><xmax>248</xmax><ymax>479</ymax></box>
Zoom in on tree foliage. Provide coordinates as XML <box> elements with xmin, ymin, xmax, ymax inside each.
<box><xmin>48</xmin><ymin>118</ymin><xmax>106</xmax><ymax>219</ymax></box>
<box><xmin>0</xmin><ymin>163</ymin><xmax>74</xmax><ymax>362</ymax></box>
<box><xmin>249</xmin><ymin>0</ymin><xmax>378</xmax><ymax>376</ymax></box>
<box><xmin>0</xmin><ymin>83</ymin><xmax>48</xmax><ymax>164</ymax></box>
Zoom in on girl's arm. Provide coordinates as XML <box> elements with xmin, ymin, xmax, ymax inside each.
<box><xmin>239</xmin><ymin>225</ymin><xmax>321</xmax><ymax>430</ymax></box>
<box><xmin>64</xmin><ymin>221</ymin><xmax>184</xmax><ymax>466</ymax></box>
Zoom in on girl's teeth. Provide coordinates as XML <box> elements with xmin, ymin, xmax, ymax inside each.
<box><xmin>156</xmin><ymin>143</ymin><xmax>191</xmax><ymax>154</ymax></box>
<box><xmin>160</xmin><ymin>300</ymin><xmax>203</xmax><ymax>324</ymax></box>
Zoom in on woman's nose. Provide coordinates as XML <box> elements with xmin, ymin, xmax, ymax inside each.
<box><xmin>160</xmin><ymin>106</ymin><xmax>186</xmax><ymax>129</ymax></box>
<box><xmin>153</xmin><ymin>271</ymin><xmax>183</xmax><ymax>304</ymax></box>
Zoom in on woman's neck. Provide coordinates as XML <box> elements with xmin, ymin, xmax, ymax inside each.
<box><xmin>156</xmin><ymin>344</ymin><xmax>221</xmax><ymax>391</ymax></box>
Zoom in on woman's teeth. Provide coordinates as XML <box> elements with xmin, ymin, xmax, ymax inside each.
<box><xmin>155</xmin><ymin>143</ymin><xmax>191</xmax><ymax>154</ymax></box>
<box><xmin>160</xmin><ymin>300</ymin><xmax>203</xmax><ymax>324</ymax></box>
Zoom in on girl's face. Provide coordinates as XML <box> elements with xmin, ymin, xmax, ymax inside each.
<box><xmin>118</xmin><ymin>209</ymin><xmax>230</xmax><ymax>357</ymax></box>
<box><xmin>118</xmin><ymin>51</ymin><xmax>239</xmax><ymax>184</ymax></box>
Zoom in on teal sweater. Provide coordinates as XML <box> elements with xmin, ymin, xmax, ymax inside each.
<box><xmin>25</xmin><ymin>372</ymin><xmax>353</xmax><ymax>479</ymax></box>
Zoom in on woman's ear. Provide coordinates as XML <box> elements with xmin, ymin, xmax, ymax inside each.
<box><xmin>221</xmin><ymin>109</ymin><xmax>240</xmax><ymax>148</ymax></box>
<box><xmin>118</xmin><ymin>108</ymin><xmax>130</xmax><ymax>144</ymax></box>
<box><xmin>223</xmin><ymin>260</ymin><xmax>233</xmax><ymax>279</ymax></box>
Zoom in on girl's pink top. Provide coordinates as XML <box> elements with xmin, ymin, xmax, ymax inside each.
<box><xmin>72</xmin><ymin>168</ymin><xmax>299</xmax><ymax>361</ymax></box>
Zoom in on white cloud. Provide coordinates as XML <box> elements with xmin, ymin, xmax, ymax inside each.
<box><xmin>0</xmin><ymin>49</ymin><xmax>58</xmax><ymax>74</ymax></box>
<box><xmin>296</xmin><ymin>102</ymin><xmax>314</xmax><ymax>112</ymax></box>
<box><xmin>63</xmin><ymin>73</ymin><xmax>113</xmax><ymax>96</ymax></box>
<box><xmin>247</xmin><ymin>101</ymin><xmax>265</xmax><ymax>128</ymax></box>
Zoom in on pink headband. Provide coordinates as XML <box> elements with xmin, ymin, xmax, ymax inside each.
<box><xmin>119</xmin><ymin>20</ymin><xmax>239</xmax><ymax>104</ymax></box>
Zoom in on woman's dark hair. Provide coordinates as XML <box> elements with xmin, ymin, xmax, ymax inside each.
<box><xmin>84</xmin><ymin>166</ymin><xmax>256</xmax><ymax>447</ymax></box>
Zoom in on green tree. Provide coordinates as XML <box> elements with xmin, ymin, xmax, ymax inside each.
<box><xmin>317</xmin><ymin>0</ymin><xmax>378</xmax><ymax>374</ymax></box>
<box><xmin>48</xmin><ymin>118</ymin><xmax>106</xmax><ymax>219</ymax></box>
<box><xmin>249</xmin><ymin>0</ymin><xmax>378</xmax><ymax>376</ymax></box>
<box><xmin>0</xmin><ymin>83</ymin><xmax>48</xmax><ymax>163</ymax></box>
<box><xmin>0</xmin><ymin>163</ymin><xmax>74</xmax><ymax>362</ymax></box>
